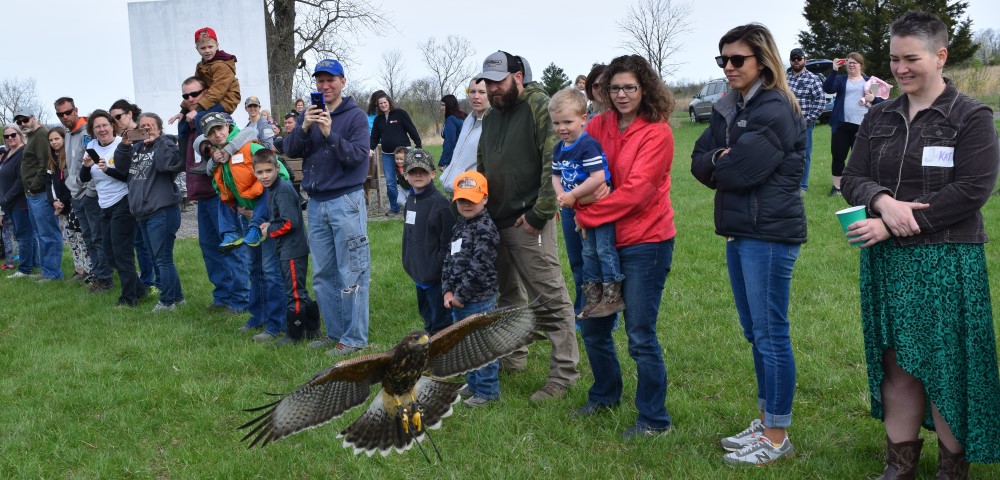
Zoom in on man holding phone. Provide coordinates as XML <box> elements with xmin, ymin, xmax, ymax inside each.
<box><xmin>284</xmin><ymin>59</ymin><xmax>371</xmax><ymax>356</ymax></box>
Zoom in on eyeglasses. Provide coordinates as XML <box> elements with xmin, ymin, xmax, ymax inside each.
<box><xmin>56</xmin><ymin>109</ymin><xmax>76</xmax><ymax>118</ymax></box>
<box><xmin>790</xmin><ymin>57</ymin><xmax>804</xmax><ymax>62</ymax></box>
<box><xmin>182</xmin><ymin>89</ymin><xmax>205</xmax><ymax>100</ymax></box>
<box><xmin>606</xmin><ymin>85</ymin><xmax>639</xmax><ymax>94</ymax></box>
<box><xmin>3</xmin><ymin>133</ymin><xmax>17</xmax><ymax>139</ymax></box>
<box><xmin>15</xmin><ymin>117</ymin><xmax>31</xmax><ymax>125</ymax></box>
<box><xmin>846</xmin><ymin>61</ymin><xmax>860</xmax><ymax>66</ymax></box>
<box><xmin>716</xmin><ymin>54</ymin><xmax>756</xmax><ymax>68</ymax></box>
<box><xmin>113</xmin><ymin>112</ymin><xmax>127</xmax><ymax>121</ymax></box>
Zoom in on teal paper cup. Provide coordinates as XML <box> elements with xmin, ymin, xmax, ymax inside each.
<box><xmin>836</xmin><ymin>205</ymin><xmax>866</xmax><ymax>246</ymax></box>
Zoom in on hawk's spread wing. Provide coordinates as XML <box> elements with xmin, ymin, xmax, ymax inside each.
<box><xmin>239</xmin><ymin>352</ymin><xmax>393</xmax><ymax>448</ymax></box>
<box><xmin>426</xmin><ymin>305</ymin><xmax>544</xmax><ymax>378</ymax></box>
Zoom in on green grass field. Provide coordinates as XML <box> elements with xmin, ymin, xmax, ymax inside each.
<box><xmin>1</xmin><ymin>121</ymin><xmax>999</xmax><ymax>478</ymax></box>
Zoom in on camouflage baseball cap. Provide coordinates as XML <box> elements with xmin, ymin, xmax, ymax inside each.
<box><xmin>199</xmin><ymin>111</ymin><xmax>231</xmax><ymax>133</ymax></box>
<box><xmin>403</xmin><ymin>148</ymin><xmax>435</xmax><ymax>173</ymax></box>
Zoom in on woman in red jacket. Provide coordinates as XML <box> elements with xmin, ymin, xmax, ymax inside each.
<box><xmin>573</xmin><ymin>54</ymin><xmax>677</xmax><ymax>440</ymax></box>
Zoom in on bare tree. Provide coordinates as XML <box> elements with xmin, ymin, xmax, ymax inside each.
<box><xmin>399</xmin><ymin>76</ymin><xmax>439</xmax><ymax>137</ymax></box>
<box><xmin>376</xmin><ymin>49</ymin><xmax>410</xmax><ymax>101</ymax></box>
<box><xmin>0</xmin><ymin>77</ymin><xmax>46</xmax><ymax>125</ymax></box>
<box><xmin>263</xmin><ymin>0</ymin><xmax>388</xmax><ymax>118</ymax></box>
<box><xmin>418</xmin><ymin>36</ymin><xmax>476</xmax><ymax>100</ymax></box>
<box><xmin>973</xmin><ymin>28</ymin><xmax>1000</xmax><ymax>64</ymax></box>
<box><xmin>616</xmin><ymin>0</ymin><xmax>693</xmax><ymax>79</ymax></box>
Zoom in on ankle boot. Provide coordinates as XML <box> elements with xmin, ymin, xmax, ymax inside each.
<box><xmin>876</xmin><ymin>437</ymin><xmax>923</xmax><ymax>480</ymax></box>
<box><xmin>935</xmin><ymin>439</ymin><xmax>968</xmax><ymax>480</ymax></box>
<box><xmin>286</xmin><ymin>310</ymin><xmax>305</xmax><ymax>340</ymax></box>
<box><xmin>304</xmin><ymin>300</ymin><xmax>321</xmax><ymax>339</ymax></box>
<box><xmin>587</xmin><ymin>281</ymin><xmax>626</xmax><ymax>318</ymax></box>
<box><xmin>577</xmin><ymin>283</ymin><xmax>603</xmax><ymax>319</ymax></box>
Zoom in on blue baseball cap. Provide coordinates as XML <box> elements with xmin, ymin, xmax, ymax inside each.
<box><xmin>313</xmin><ymin>59</ymin><xmax>345</xmax><ymax>77</ymax></box>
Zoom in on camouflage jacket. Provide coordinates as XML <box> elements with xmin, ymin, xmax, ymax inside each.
<box><xmin>441</xmin><ymin>209</ymin><xmax>499</xmax><ymax>304</ymax></box>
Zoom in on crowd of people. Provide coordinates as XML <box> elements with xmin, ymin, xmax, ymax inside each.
<box><xmin>1</xmin><ymin>12</ymin><xmax>998</xmax><ymax>475</ymax></box>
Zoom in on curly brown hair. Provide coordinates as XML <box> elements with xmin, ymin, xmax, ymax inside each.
<box><xmin>600</xmin><ymin>55</ymin><xmax>675</xmax><ymax>124</ymax></box>
<box><xmin>86</xmin><ymin>110</ymin><xmax>115</xmax><ymax>139</ymax></box>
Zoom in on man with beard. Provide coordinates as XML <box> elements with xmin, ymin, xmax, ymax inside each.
<box><xmin>15</xmin><ymin>109</ymin><xmax>63</xmax><ymax>282</ymax></box>
<box><xmin>55</xmin><ymin>97</ymin><xmax>108</xmax><ymax>285</ymax></box>
<box><xmin>475</xmin><ymin>51</ymin><xmax>579</xmax><ymax>402</ymax></box>
<box><xmin>786</xmin><ymin>48</ymin><xmax>825</xmax><ymax>193</ymax></box>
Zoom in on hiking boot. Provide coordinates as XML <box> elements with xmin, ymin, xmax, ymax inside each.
<box><xmin>89</xmin><ymin>279</ymin><xmax>114</xmax><ymax>293</ymax></box>
<box><xmin>219</xmin><ymin>232</ymin><xmax>243</xmax><ymax>253</ymax></box>
<box><xmin>326</xmin><ymin>343</ymin><xmax>362</xmax><ymax>356</ymax></box>
<box><xmin>720</xmin><ymin>419</ymin><xmax>765</xmax><ymax>452</ymax></box>
<box><xmin>463</xmin><ymin>396</ymin><xmax>495</xmax><ymax>408</ymax></box>
<box><xmin>586</xmin><ymin>281</ymin><xmax>626</xmax><ymax>318</ymax></box>
<box><xmin>253</xmin><ymin>331</ymin><xmax>279</xmax><ymax>342</ymax></box>
<box><xmin>529</xmin><ymin>383</ymin><xmax>568</xmax><ymax>403</ymax></box>
<box><xmin>243</xmin><ymin>227</ymin><xmax>264</xmax><ymax>248</ymax></box>
<box><xmin>577</xmin><ymin>283</ymin><xmax>603</xmax><ymax>319</ymax></box>
<box><xmin>622</xmin><ymin>423</ymin><xmax>670</xmax><ymax>440</ymax></box>
<box><xmin>876</xmin><ymin>437</ymin><xmax>923</xmax><ymax>480</ymax></box>
<box><xmin>571</xmin><ymin>401</ymin><xmax>618</xmax><ymax>419</ymax></box>
<box><xmin>723</xmin><ymin>435</ymin><xmax>794</xmax><ymax>466</ymax></box>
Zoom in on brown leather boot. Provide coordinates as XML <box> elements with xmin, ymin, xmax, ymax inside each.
<box><xmin>935</xmin><ymin>439</ymin><xmax>969</xmax><ymax>480</ymax></box>
<box><xmin>577</xmin><ymin>283</ymin><xmax>603</xmax><ymax>319</ymax></box>
<box><xmin>587</xmin><ymin>281</ymin><xmax>626</xmax><ymax>318</ymax></box>
<box><xmin>876</xmin><ymin>437</ymin><xmax>923</xmax><ymax>480</ymax></box>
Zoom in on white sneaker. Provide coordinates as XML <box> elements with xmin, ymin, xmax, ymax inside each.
<box><xmin>720</xmin><ymin>418</ymin><xmax>764</xmax><ymax>451</ymax></box>
<box><xmin>7</xmin><ymin>271</ymin><xmax>29</xmax><ymax>279</ymax></box>
<box><xmin>722</xmin><ymin>435</ymin><xmax>794</xmax><ymax>466</ymax></box>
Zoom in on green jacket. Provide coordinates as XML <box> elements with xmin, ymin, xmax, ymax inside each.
<box><xmin>20</xmin><ymin>125</ymin><xmax>50</xmax><ymax>195</ymax></box>
<box><xmin>476</xmin><ymin>82</ymin><xmax>557</xmax><ymax>229</ymax></box>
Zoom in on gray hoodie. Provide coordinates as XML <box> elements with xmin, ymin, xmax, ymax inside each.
<box><xmin>115</xmin><ymin>134</ymin><xmax>185</xmax><ymax>220</ymax></box>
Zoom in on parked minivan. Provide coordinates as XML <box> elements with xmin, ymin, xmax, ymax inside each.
<box><xmin>689</xmin><ymin>78</ymin><xmax>730</xmax><ymax>123</ymax></box>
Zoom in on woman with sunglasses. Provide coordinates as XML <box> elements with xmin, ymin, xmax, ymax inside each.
<box><xmin>47</xmin><ymin>126</ymin><xmax>91</xmax><ymax>281</ymax></box>
<box><xmin>691</xmin><ymin>23</ymin><xmax>806</xmax><ymax>466</ymax></box>
<box><xmin>825</xmin><ymin>52</ymin><xmax>879</xmax><ymax>196</ymax></box>
<box><xmin>110</xmin><ymin>99</ymin><xmax>157</xmax><ymax>293</ymax></box>
<box><xmin>572</xmin><ymin>54</ymin><xmax>677</xmax><ymax>440</ymax></box>
<box><xmin>584</xmin><ymin>64</ymin><xmax>608</xmax><ymax>119</ymax></box>
<box><xmin>80</xmin><ymin>110</ymin><xmax>144</xmax><ymax>306</ymax></box>
<box><xmin>0</xmin><ymin>125</ymin><xmax>34</xmax><ymax>276</ymax></box>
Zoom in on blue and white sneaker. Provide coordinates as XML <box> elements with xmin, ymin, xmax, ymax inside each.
<box><xmin>722</xmin><ymin>435</ymin><xmax>794</xmax><ymax>466</ymax></box>
<box><xmin>243</xmin><ymin>226</ymin><xmax>264</xmax><ymax>247</ymax></box>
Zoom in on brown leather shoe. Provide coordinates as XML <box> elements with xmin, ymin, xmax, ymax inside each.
<box><xmin>529</xmin><ymin>383</ymin><xmax>568</xmax><ymax>403</ymax></box>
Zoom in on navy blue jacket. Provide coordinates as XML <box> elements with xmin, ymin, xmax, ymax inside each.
<box><xmin>285</xmin><ymin>96</ymin><xmax>370</xmax><ymax>202</ymax></box>
<box><xmin>691</xmin><ymin>86</ymin><xmax>807</xmax><ymax>244</ymax></box>
<box><xmin>823</xmin><ymin>72</ymin><xmax>882</xmax><ymax>134</ymax></box>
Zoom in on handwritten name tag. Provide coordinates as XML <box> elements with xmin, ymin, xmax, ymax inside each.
<box><xmin>231</xmin><ymin>153</ymin><xmax>244</xmax><ymax>164</ymax></box>
<box><xmin>405</xmin><ymin>210</ymin><xmax>416</xmax><ymax>225</ymax></box>
<box><xmin>922</xmin><ymin>146</ymin><xmax>954</xmax><ymax>167</ymax></box>
<box><xmin>451</xmin><ymin>238</ymin><xmax>462</xmax><ymax>255</ymax></box>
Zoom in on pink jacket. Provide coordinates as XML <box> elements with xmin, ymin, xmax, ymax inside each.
<box><xmin>574</xmin><ymin>112</ymin><xmax>676</xmax><ymax>247</ymax></box>
<box><xmin>864</xmin><ymin>76</ymin><xmax>892</xmax><ymax>100</ymax></box>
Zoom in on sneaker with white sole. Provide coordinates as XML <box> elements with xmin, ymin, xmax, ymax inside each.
<box><xmin>720</xmin><ymin>418</ymin><xmax>765</xmax><ymax>452</ymax></box>
<box><xmin>722</xmin><ymin>435</ymin><xmax>794</xmax><ymax>466</ymax></box>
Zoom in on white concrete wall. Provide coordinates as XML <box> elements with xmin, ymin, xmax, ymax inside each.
<box><xmin>127</xmin><ymin>0</ymin><xmax>270</xmax><ymax>135</ymax></box>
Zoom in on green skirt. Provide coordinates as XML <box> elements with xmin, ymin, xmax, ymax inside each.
<box><xmin>860</xmin><ymin>242</ymin><xmax>1000</xmax><ymax>463</ymax></box>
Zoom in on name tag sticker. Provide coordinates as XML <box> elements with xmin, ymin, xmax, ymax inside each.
<box><xmin>922</xmin><ymin>146</ymin><xmax>954</xmax><ymax>167</ymax></box>
<box><xmin>451</xmin><ymin>238</ymin><xmax>462</xmax><ymax>255</ymax></box>
<box><xmin>231</xmin><ymin>153</ymin><xmax>244</xmax><ymax>164</ymax></box>
<box><xmin>405</xmin><ymin>210</ymin><xmax>416</xmax><ymax>224</ymax></box>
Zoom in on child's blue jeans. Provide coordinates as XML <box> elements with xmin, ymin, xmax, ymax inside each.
<box><xmin>581</xmin><ymin>222</ymin><xmax>624</xmax><ymax>284</ymax></box>
<box><xmin>452</xmin><ymin>295</ymin><xmax>499</xmax><ymax>400</ymax></box>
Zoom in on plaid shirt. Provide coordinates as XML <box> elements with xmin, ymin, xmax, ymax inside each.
<box><xmin>788</xmin><ymin>69</ymin><xmax>825</xmax><ymax>125</ymax></box>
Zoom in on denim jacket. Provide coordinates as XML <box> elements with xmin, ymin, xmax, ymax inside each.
<box><xmin>842</xmin><ymin>79</ymin><xmax>999</xmax><ymax>246</ymax></box>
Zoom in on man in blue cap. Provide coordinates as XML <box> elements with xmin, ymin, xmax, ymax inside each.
<box><xmin>284</xmin><ymin>59</ymin><xmax>371</xmax><ymax>356</ymax></box>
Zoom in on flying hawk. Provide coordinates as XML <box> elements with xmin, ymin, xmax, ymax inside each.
<box><xmin>239</xmin><ymin>304</ymin><xmax>550</xmax><ymax>458</ymax></box>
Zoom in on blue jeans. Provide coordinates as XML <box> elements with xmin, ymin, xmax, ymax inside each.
<box><xmin>801</xmin><ymin>122</ymin><xmax>814</xmax><ymax>191</ymax></box>
<box><xmin>26</xmin><ymin>192</ymin><xmax>63</xmax><ymax>279</ymax></box>
<box><xmin>307</xmin><ymin>189</ymin><xmax>370</xmax><ymax>348</ymax></box>
<box><xmin>197</xmin><ymin>196</ymin><xmax>249</xmax><ymax>311</ymax></box>
<box><xmin>243</xmin><ymin>234</ymin><xmax>285</xmax><ymax>335</ymax></box>
<box><xmin>134</xmin><ymin>229</ymin><xmax>157</xmax><ymax>288</ymax></box>
<box><xmin>453</xmin><ymin>296</ymin><xmax>499</xmax><ymax>399</ymax></box>
<box><xmin>579</xmin><ymin>239</ymin><xmax>674</xmax><ymax>429</ymax></box>
<box><xmin>416</xmin><ymin>282</ymin><xmax>451</xmax><ymax>336</ymax></box>
<box><xmin>381</xmin><ymin>152</ymin><xmax>400</xmax><ymax>213</ymax></box>
<box><xmin>559</xmin><ymin>207</ymin><xmax>585</xmax><ymax>314</ymax></box>
<box><xmin>138</xmin><ymin>206</ymin><xmax>184</xmax><ymax>305</ymax></box>
<box><xmin>218</xmin><ymin>196</ymin><xmax>269</xmax><ymax>233</ymax></box>
<box><xmin>72</xmin><ymin>195</ymin><xmax>108</xmax><ymax>279</ymax></box>
<box><xmin>11</xmin><ymin>208</ymin><xmax>35</xmax><ymax>274</ymax></box>
<box><xmin>725</xmin><ymin>237</ymin><xmax>799</xmax><ymax>428</ymax></box>
<box><xmin>581</xmin><ymin>222</ymin><xmax>623</xmax><ymax>284</ymax></box>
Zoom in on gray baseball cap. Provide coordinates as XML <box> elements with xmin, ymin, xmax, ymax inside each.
<box><xmin>474</xmin><ymin>51</ymin><xmax>522</xmax><ymax>82</ymax></box>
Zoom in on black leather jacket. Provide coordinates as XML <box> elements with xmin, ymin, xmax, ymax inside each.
<box><xmin>842</xmin><ymin>79</ymin><xmax>999</xmax><ymax>246</ymax></box>
<box><xmin>691</xmin><ymin>83</ymin><xmax>807</xmax><ymax>244</ymax></box>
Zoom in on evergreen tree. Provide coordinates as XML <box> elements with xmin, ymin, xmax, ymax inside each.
<box><xmin>540</xmin><ymin>63</ymin><xmax>571</xmax><ymax>97</ymax></box>
<box><xmin>798</xmin><ymin>0</ymin><xmax>977</xmax><ymax>81</ymax></box>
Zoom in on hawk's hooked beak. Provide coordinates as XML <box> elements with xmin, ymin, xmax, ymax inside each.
<box><xmin>417</xmin><ymin>334</ymin><xmax>429</xmax><ymax>345</ymax></box>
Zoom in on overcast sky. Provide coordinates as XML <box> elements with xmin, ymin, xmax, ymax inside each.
<box><xmin>7</xmin><ymin>0</ymin><xmax>999</xmax><ymax>120</ymax></box>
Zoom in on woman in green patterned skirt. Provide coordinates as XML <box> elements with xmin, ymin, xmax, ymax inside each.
<box><xmin>841</xmin><ymin>10</ymin><xmax>1000</xmax><ymax>480</ymax></box>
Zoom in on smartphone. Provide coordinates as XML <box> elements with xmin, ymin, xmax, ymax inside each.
<box><xmin>126</xmin><ymin>129</ymin><xmax>149</xmax><ymax>142</ymax></box>
<box><xmin>85</xmin><ymin>148</ymin><xmax>101</xmax><ymax>162</ymax></box>
<box><xmin>310</xmin><ymin>91</ymin><xmax>325</xmax><ymax>110</ymax></box>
